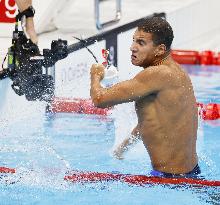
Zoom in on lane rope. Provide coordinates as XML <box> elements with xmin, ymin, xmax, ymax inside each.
<box><xmin>50</xmin><ymin>98</ymin><xmax>220</xmax><ymax>120</ymax></box>
<box><xmin>50</xmin><ymin>97</ymin><xmax>110</xmax><ymax>115</ymax></box>
<box><xmin>0</xmin><ymin>167</ymin><xmax>16</xmax><ymax>174</ymax></box>
<box><xmin>198</xmin><ymin>103</ymin><xmax>220</xmax><ymax>120</ymax></box>
<box><xmin>1</xmin><ymin>166</ymin><xmax>220</xmax><ymax>187</ymax></box>
<box><xmin>64</xmin><ymin>171</ymin><xmax>220</xmax><ymax>187</ymax></box>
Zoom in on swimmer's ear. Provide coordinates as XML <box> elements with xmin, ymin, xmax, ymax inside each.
<box><xmin>154</xmin><ymin>44</ymin><xmax>166</xmax><ymax>57</ymax></box>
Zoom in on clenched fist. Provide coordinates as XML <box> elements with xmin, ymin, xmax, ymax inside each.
<box><xmin>90</xmin><ymin>64</ymin><xmax>105</xmax><ymax>81</ymax></box>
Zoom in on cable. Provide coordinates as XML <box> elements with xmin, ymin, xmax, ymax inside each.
<box><xmin>73</xmin><ymin>36</ymin><xmax>99</xmax><ymax>63</ymax></box>
<box><xmin>1</xmin><ymin>53</ymin><xmax>8</xmax><ymax>70</ymax></box>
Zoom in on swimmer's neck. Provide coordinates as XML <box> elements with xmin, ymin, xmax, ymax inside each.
<box><xmin>152</xmin><ymin>52</ymin><xmax>171</xmax><ymax>66</ymax></box>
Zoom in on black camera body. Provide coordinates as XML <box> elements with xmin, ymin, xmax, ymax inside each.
<box><xmin>4</xmin><ymin>30</ymin><xmax>68</xmax><ymax>102</ymax></box>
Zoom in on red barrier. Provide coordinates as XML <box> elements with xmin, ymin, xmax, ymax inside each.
<box><xmin>64</xmin><ymin>171</ymin><xmax>220</xmax><ymax>187</ymax></box>
<box><xmin>50</xmin><ymin>97</ymin><xmax>111</xmax><ymax>115</ymax></box>
<box><xmin>171</xmin><ymin>50</ymin><xmax>200</xmax><ymax>65</ymax></box>
<box><xmin>198</xmin><ymin>103</ymin><xmax>220</xmax><ymax>120</ymax></box>
<box><xmin>0</xmin><ymin>167</ymin><xmax>16</xmax><ymax>173</ymax></box>
<box><xmin>200</xmin><ymin>50</ymin><xmax>215</xmax><ymax>65</ymax></box>
<box><xmin>171</xmin><ymin>49</ymin><xmax>220</xmax><ymax>65</ymax></box>
<box><xmin>213</xmin><ymin>52</ymin><xmax>220</xmax><ymax>65</ymax></box>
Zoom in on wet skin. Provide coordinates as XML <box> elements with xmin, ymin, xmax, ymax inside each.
<box><xmin>90</xmin><ymin>29</ymin><xmax>198</xmax><ymax>174</ymax></box>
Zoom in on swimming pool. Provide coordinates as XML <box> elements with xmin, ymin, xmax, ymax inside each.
<box><xmin>0</xmin><ymin>65</ymin><xmax>220</xmax><ymax>205</ymax></box>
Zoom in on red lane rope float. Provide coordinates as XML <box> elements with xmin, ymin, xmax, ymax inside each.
<box><xmin>64</xmin><ymin>172</ymin><xmax>121</xmax><ymax>183</ymax></box>
<box><xmin>199</xmin><ymin>50</ymin><xmax>220</xmax><ymax>65</ymax></box>
<box><xmin>171</xmin><ymin>49</ymin><xmax>220</xmax><ymax>65</ymax></box>
<box><xmin>50</xmin><ymin>97</ymin><xmax>111</xmax><ymax>115</ymax></box>
<box><xmin>0</xmin><ymin>167</ymin><xmax>16</xmax><ymax>174</ymax></box>
<box><xmin>64</xmin><ymin>171</ymin><xmax>220</xmax><ymax>187</ymax></box>
<box><xmin>171</xmin><ymin>50</ymin><xmax>200</xmax><ymax>65</ymax></box>
<box><xmin>198</xmin><ymin>103</ymin><xmax>220</xmax><ymax>120</ymax></box>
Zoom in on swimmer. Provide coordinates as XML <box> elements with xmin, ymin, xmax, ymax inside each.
<box><xmin>15</xmin><ymin>0</ymin><xmax>38</xmax><ymax>44</ymax></box>
<box><xmin>90</xmin><ymin>17</ymin><xmax>199</xmax><ymax>176</ymax></box>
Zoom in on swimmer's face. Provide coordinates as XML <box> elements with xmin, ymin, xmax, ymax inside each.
<box><xmin>130</xmin><ymin>29</ymin><xmax>159</xmax><ymax>68</ymax></box>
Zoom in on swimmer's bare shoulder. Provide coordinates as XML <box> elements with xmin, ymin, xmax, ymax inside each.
<box><xmin>134</xmin><ymin>64</ymin><xmax>177</xmax><ymax>91</ymax></box>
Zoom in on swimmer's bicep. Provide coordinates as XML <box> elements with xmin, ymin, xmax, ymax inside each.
<box><xmin>106</xmin><ymin>79</ymin><xmax>145</xmax><ymax>103</ymax></box>
<box><xmin>94</xmin><ymin>69</ymin><xmax>165</xmax><ymax>107</ymax></box>
<box><xmin>92</xmin><ymin>79</ymin><xmax>142</xmax><ymax>107</ymax></box>
<box><xmin>97</xmin><ymin>77</ymin><xmax>151</xmax><ymax>106</ymax></box>
<box><xmin>112</xmin><ymin>72</ymin><xmax>162</xmax><ymax>101</ymax></box>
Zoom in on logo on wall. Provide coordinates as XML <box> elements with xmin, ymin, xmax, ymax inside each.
<box><xmin>61</xmin><ymin>62</ymin><xmax>88</xmax><ymax>84</ymax></box>
<box><xmin>0</xmin><ymin>0</ymin><xmax>17</xmax><ymax>23</ymax></box>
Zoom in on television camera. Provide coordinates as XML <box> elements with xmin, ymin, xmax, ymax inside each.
<box><xmin>0</xmin><ymin>7</ymin><xmax>68</xmax><ymax>102</ymax></box>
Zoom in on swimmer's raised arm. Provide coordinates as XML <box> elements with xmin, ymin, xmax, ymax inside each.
<box><xmin>90</xmin><ymin>63</ymin><xmax>169</xmax><ymax>108</ymax></box>
<box><xmin>15</xmin><ymin>0</ymin><xmax>38</xmax><ymax>44</ymax></box>
<box><xmin>113</xmin><ymin>125</ymin><xmax>141</xmax><ymax>160</ymax></box>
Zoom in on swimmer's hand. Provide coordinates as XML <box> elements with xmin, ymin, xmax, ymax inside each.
<box><xmin>112</xmin><ymin>148</ymin><xmax>124</xmax><ymax>160</ymax></box>
<box><xmin>90</xmin><ymin>64</ymin><xmax>105</xmax><ymax>81</ymax></box>
<box><xmin>112</xmin><ymin>128</ymin><xmax>141</xmax><ymax>160</ymax></box>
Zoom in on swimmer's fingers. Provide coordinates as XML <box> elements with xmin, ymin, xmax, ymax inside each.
<box><xmin>112</xmin><ymin>149</ymin><xmax>124</xmax><ymax>160</ymax></box>
<box><xmin>91</xmin><ymin>63</ymin><xmax>105</xmax><ymax>70</ymax></box>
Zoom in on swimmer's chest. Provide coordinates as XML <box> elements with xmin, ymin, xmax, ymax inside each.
<box><xmin>134</xmin><ymin>91</ymin><xmax>178</xmax><ymax>117</ymax></box>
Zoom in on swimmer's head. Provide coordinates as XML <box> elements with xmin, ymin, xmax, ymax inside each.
<box><xmin>138</xmin><ymin>17</ymin><xmax>174</xmax><ymax>51</ymax></box>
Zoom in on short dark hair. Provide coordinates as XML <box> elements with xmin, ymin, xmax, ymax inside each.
<box><xmin>138</xmin><ymin>17</ymin><xmax>174</xmax><ymax>50</ymax></box>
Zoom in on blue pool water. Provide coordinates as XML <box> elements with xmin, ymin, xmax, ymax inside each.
<box><xmin>0</xmin><ymin>65</ymin><xmax>220</xmax><ymax>205</ymax></box>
